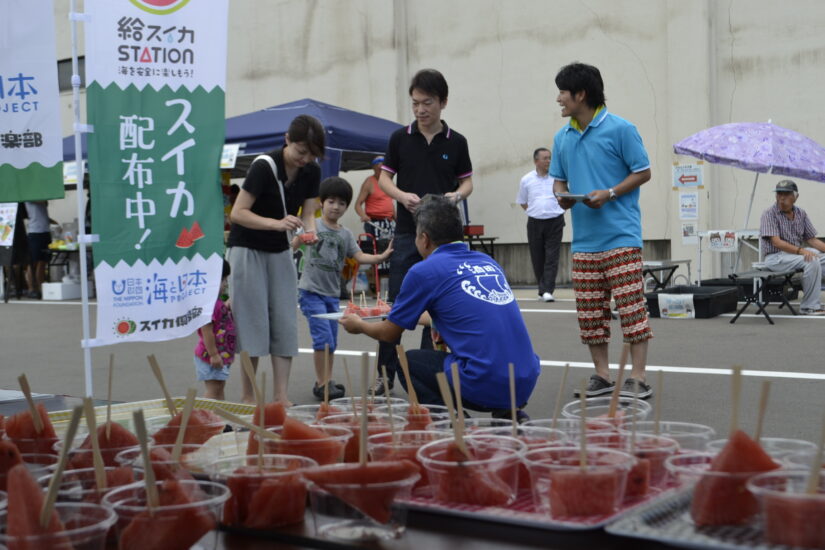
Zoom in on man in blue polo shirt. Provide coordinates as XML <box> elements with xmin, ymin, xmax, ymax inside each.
<box><xmin>339</xmin><ymin>195</ymin><xmax>539</xmax><ymax>418</ymax></box>
<box><xmin>550</xmin><ymin>62</ymin><xmax>654</xmax><ymax>399</ymax></box>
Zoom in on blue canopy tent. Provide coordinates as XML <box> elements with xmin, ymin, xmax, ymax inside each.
<box><xmin>63</xmin><ymin>98</ymin><xmax>402</xmax><ymax>180</ymax></box>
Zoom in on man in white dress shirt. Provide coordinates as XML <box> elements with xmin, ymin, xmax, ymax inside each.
<box><xmin>517</xmin><ymin>148</ymin><xmax>565</xmax><ymax>302</ymax></box>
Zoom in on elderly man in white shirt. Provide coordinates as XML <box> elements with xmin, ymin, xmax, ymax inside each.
<box><xmin>517</xmin><ymin>147</ymin><xmax>566</xmax><ymax>302</ymax></box>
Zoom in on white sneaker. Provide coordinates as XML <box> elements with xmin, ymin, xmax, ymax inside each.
<box><xmin>542</xmin><ymin>292</ymin><xmax>555</xmax><ymax>302</ymax></box>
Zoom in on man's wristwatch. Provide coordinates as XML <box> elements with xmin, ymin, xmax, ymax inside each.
<box><xmin>608</xmin><ymin>188</ymin><xmax>618</xmax><ymax>201</ymax></box>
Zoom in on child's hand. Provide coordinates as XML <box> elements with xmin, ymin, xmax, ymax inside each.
<box><xmin>209</xmin><ymin>353</ymin><xmax>223</xmax><ymax>368</ymax></box>
<box><xmin>380</xmin><ymin>239</ymin><xmax>394</xmax><ymax>259</ymax></box>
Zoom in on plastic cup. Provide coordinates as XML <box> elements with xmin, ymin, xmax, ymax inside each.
<box><xmin>0</xmin><ymin>502</ymin><xmax>116</xmax><ymax>550</ymax></box>
<box><xmin>287</xmin><ymin>404</ymin><xmax>339</xmax><ymax>422</ymax></box>
<box><xmin>319</xmin><ymin>413</ymin><xmax>408</xmax><ymax>463</ymax></box>
<box><xmin>784</xmin><ymin>450</ymin><xmax>825</xmax><ymax>470</ymax></box>
<box><xmin>36</xmin><ymin>466</ymin><xmax>142</xmax><ymax>503</ymax></box>
<box><xmin>665</xmin><ymin>452</ymin><xmax>769</xmax><ymax>526</ymax></box>
<box><xmin>53</xmin><ymin>433</ymin><xmax>151</xmax><ymax>470</ymax></box>
<box><xmin>367</xmin><ymin>430</ymin><xmax>450</xmax><ymax>490</ymax></box>
<box><xmin>262</xmin><ymin>424</ymin><xmax>352</xmax><ymax>465</ymax></box>
<box><xmin>475</xmin><ymin>426</ymin><xmax>569</xmax><ymax>490</ymax></box>
<box><xmin>330</xmin><ymin>397</ymin><xmax>408</xmax><ymax>412</ymax></box>
<box><xmin>416</xmin><ymin>435</ymin><xmax>525</xmax><ymax>506</ymax></box>
<box><xmin>306</xmin><ymin>463</ymin><xmax>420</xmax><ymax>541</ymax></box>
<box><xmin>561</xmin><ymin>396</ymin><xmax>652</xmax><ymax>427</ymax></box>
<box><xmin>523</xmin><ymin>417</ymin><xmax>615</xmax><ymax>436</ymax></box>
<box><xmin>748</xmin><ymin>470</ymin><xmax>825</xmax><ymax>548</ymax></box>
<box><xmin>426</xmin><ymin>417</ymin><xmax>514</xmax><ymax>432</ymax></box>
<box><xmin>0</xmin><ymin>454</ymin><xmax>58</xmax><ymax>492</ymax></box>
<box><xmin>707</xmin><ymin>437</ymin><xmax>816</xmax><ymax>459</ymax></box>
<box><xmin>114</xmin><ymin>443</ymin><xmax>216</xmax><ymax>477</ymax></box>
<box><xmin>102</xmin><ymin>479</ymin><xmax>229</xmax><ymax>550</ymax></box>
<box><xmin>374</xmin><ymin>403</ymin><xmax>452</xmax><ymax>431</ymax></box>
<box><xmin>620</xmin><ymin>421</ymin><xmax>716</xmax><ymax>451</ymax></box>
<box><xmin>585</xmin><ymin>432</ymin><xmax>679</xmax><ymax>492</ymax></box>
<box><xmin>12</xmin><ymin>426</ymin><xmax>87</xmax><ymax>456</ymax></box>
<box><xmin>207</xmin><ymin>454</ymin><xmax>317</xmax><ymax>529</ymax></box>
<box><xmin>523</xmin><ymin>446</ymin><xmax>635</xmax><ymax>517</ymax></box>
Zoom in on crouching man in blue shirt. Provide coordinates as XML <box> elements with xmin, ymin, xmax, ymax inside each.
<box><xmin>339</xmin><ymin>194</ymin><xmax>540</xmax><ymax>421</ymax></box>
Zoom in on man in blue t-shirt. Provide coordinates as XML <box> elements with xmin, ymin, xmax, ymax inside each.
<box><xmin>339</xmin><ymin>195</ymin><xmax>539</xmax><ymax>418</ymax></box>
<box><xmin>550</xmin><ymin>62</ymin><xmax>654</xmax><ymax>400</ymax></box>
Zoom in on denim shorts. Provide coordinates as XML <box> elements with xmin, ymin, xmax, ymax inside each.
<box><xmin>193</xmin><ymin>356</ymin><xmax>231</xmax><ymax>381</ymax></box>
<box><xmin>298</xmin><ymin>289</ymin><xmax>340</xmax><ymax>352</ymax></box>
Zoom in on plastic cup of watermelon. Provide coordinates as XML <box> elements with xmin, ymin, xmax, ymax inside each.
<box><xmin>114</xmin><ymin>443</ymin><xmax>218</xmax><ymax>476</ymax></box>
<box><xmin>747</xmin><ymin>470</ymin><xmax>825</xmax><ymax>548</ymax></box>
<box><xmin>287</xmin><ymin>404</ymin><xmax>337</xmax><ymax>423</ymax></box>
<box><xmin>425</xmin><ymin>417</ymin><xmax>515</xmax><ymax>433</ymax></box>
<box><xmin>330</xmin><ymin>397</ymin><xmax>408</xmax><ymax>412</ymax></box>
<box><xmin>707</xmin><ymin>437</ymin><xmax>816</xmax><ymax>460</ymax></box>
<box><xmin>560</xmin><ymin>396</ymin><xmax>652</xmax><ymax>427</ymax></box>
<box><xmin>36</xmin><ymin>466</ymin><xmax>142</xmax><ymax>504</ymax></box>
<box><xmin>373</xmin><ymin>403</ymin><xmax>452</xmax><ymax>432</ymax></box>
<box><xmin>367</xmin><ymin>430</ymin><xmax>450</xmax><ymax>490</ymax></box>
<box><xmin>319</xmin><ymin>413</ymin><xmax>408</xmax><ymax>463</ymax></box>
<box><xmin>523</xmin><ymin>446</ymin><xmax>635</xmax><ymax>518</ymax></box>
<box><xmin>619</xmin><ymin>421</ymin><xmax>716</xmax><ymax>451</ymax></box>
<box><xmin>54</xmin><ymin>433</ymin><xmax>152</xmax><ymax>470</ymax></box>
<box><xmin>523</xmin><ymin>417</ymin><xmax>616</xmax><ymax>437</ymax></box>
<box><xmin>585</xmin><ymin>432</ymin><xmax>679</xmax><ymax>489</ymax></box>
<box><xmin>474</xmin><ymin>426</ymin><xmax>569</xmax><ymax>490</ymax></box>
<box><xmin>102</xmin><ymin>479</ymin><xmax>229</xmax><ymax>550</ymax></box>
<box><xmin>261</xmin><ymin>425</ymin><xmax>353</xmax><ymax>466</ymax></box>
<box><xmin>207</xmin><ymin>454</ymin><xmax>317</xmax><ymax>529</ymax></box>
<box><xmin>783</xmin><ymin>450</ymin><xmax>825</xmax><ymax>470</ymax></box>
<box><xmin>0</xmin><ymin>502</ymin><xmax>116</xmax><ymax>550</ymax></box>
<box><xmin>416</xmin><ymin>435</ymin><xmax>526</xmax><ymax>507</ymax></box>
<box><xmin>306</xmin><ymin>463</ymin><xmax>420</xmax><ymax>541</ymax></box>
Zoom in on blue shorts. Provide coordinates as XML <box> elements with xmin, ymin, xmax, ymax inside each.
<box><xmin>298</xmin><ymin>289</ymin><xmax>340</xmax><ymax>352</ymax></box>
<box><xmin>194</xmin><ymin>356</ymin><xmax>231</xmax><ymax>381</ymax></box>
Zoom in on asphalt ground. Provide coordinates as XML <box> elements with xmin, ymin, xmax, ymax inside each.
<box><xmin>2</xmin><ymin>287</ymin><xmax>824</xmax><ymax>443</ymax></box>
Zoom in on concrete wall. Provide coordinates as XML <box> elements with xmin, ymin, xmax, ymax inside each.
<box><xmin>49</xmin><ymin>0</ymin><xmax>825</xmax><ymax>283</ymax></box>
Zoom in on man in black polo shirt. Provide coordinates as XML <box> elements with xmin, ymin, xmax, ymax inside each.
<box><xmin>375</xmin><ymin>68</ymin><xmax>473</xmax><ymax>393</ymax></box>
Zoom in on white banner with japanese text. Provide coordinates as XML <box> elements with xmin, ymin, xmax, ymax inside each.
<box><xmin>0</xmin><ymin>0</ymin><xmax>65</xmax><ymax>202</ymax></box>
<box><xmin>85</xmin><ymin>0</ymin><xmax>227</xmax><ymax>345</ymax></box>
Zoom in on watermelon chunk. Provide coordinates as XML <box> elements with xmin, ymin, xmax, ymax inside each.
<box><xmin>321</xmin><ymin>416</ymin><xmax>394</xmax><ymax>463</ymax></box>
<box><xmin>146</xmin><ymin>447</ymin><xmax>195</xmax><ymax>483</ymax></box>
<box><xmin>314</xmin><ymin>403</ymin><xmax>343</xmax><ymax>421</ymax></box>
<box><xmin>224</xmin><ymin>465</ymin><xmax>306</xmax><ymax>529</ymax></box>
<box><xmin>118</xmin><ymin>480</ymin><xmax>215</xmax><ymax>550</ymax></box>
<box><xmin>0</xmin><ymin>440</ymin><xmax>22</xmax><ymax>491</ymax></box>
<box><xmin>152</xmin><ymin>409</ymin><xmax>225</xmax><ymax>447</ymax></box>
<box><xmin>245</xmin><ymin>402</ymin><xmax>286</xmax><ymax>457</ymax></box>
<box><xmin>690</xmin><ymin>430</ymin><xmax>780</xmax><ymax>526</ymax></box>
<box><xmin>175</xmin><ymin>227</ymin><xmax>194</xmax><ymax>249</ymax></box>
<box><xmin>6</xmin><ymin>463</ymin><xmax>68</xmax><ymax>548</ymax></box>
<box><xmin>69</xmin><ymin>422</ymin><xmax>139</xmax><ymax>469</ymax></box>
<box><xmin>303</xmin><ymin>461</ymin><xmax>420</xmax><ymax>524</ymax></box>
<box><xmin>299</xmin><ymin>231</ymin><xmax>315</xmax><ymax>244</ymax></box>
<box><xmin>6</xmin><ymin>404</ymin><xmax>58</xmax><ymax>455</ymax></box>
<box><xmin>549</xmin><ymin>466</ymin><xmax>626</xmax><ymax>517</ymax></box>
<box><xmin>404</xmin><ymin>406</ymin><xmax>433</xmax><ymax>432</ymax></box>
<box><xmin>432</xmin><ymin>443</ymin><xmax>514</xmax><ymax>507</ymax></box>
<box><xmin>624</xmin><ymin>458</ymin><xmax>650</xmax><ymax>498</ymax></box>
<box><xmin>277</xmin><ymin>417</ymin><xmax>347</xmax><ymax>465</ymax></box>
<box><xmin>763</xmin><ymin>492</ymin><xmax>825</xmax><ymax>548</ymax></box>
<box><xmin>189</xmin><ymin>221</ymin><xmax>204</xmax><ymax>241</ymax></box>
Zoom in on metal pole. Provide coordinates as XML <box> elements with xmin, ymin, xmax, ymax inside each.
<box><xmin>70</xmin><ymin>0</ymin><xmax>94</xmax><ymax>397</ymax></box>
<box><xmin>734</xmin><ymin>172</ymin><xmax>760</xmax><ymax>272</ymax></box>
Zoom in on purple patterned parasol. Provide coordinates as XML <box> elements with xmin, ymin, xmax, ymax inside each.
<box><xmin>673</xmin><ymin>122</ymin><xmax>825</xmax><ymax>183</ymax></box>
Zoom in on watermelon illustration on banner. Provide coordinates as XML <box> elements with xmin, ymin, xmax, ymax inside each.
<box><xmin>0</xmin><ymin>0</ymin><xmax>65</xmax><ymax>202</ymax></box>
<box><xmin>85</xmin><ymin>0</ymin><xmax>228</xmax><ymax>345</ymax></box>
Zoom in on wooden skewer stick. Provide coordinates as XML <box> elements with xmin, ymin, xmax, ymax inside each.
<box><xmin>18</xmin><ymin>374</ymin><xmax>44</xmax><ymax>434</ymax></box>
<box><xmin>257</xmin><ymin>371</ymin><xmax>267</xmax><ymax>467</ymax></box>
<box><xmin>579</xmin><ymin>378</ymin><xmax>588</xmax><ymax>471</ymax></box>
<box><xmin>213</xmin><ymin>408</ymin><xmax>280</xmax><ymax>441</ymax></box>
<box><xmin>607</xmin><ymin>344</ymin><xmax>629</xmax><ymax>419</ymax></box>
<box><xmin>359</xmin><ymin>353</ymin><xmax>369</xmax><ymax>465</ymax></box>
<box><xmin>83</xmin><ymin>397</ymin><xmax>107</xmax><ymax>492</ymax></box>
<box><xmin>630</xmin><ymin>380</ymin><xmax>639</xmax><ymax>454</ymax></box>
<box><xmin>754</xmin><ymin>380</ymin><xmax>771</xmax><ymax>443</ymax></box>
<box><xmin>450</xmin><ymin>364</ymin><xmax>467</xmax><ymax>440</ymax></box>
<box><xmin>654</xmin><ymin>370</ymin><xmax>663</xmax><ymax>436</ymax></box>
<box><xmin>323</xmin><ymin>344</ymin><xmax>330</xmax><ymax>405</ymax></box>
<box><xmin>396</xmin><ymin>345</ymin><xmax>420</xmax><ymax>411</ymax></box>
<box><xmin>41</xmin><ymin>406</ymin><xmax>83</xmax><ymax>528</ymax></box>
<box><xmin>436</xmin><ymin>372</ymin><xmax>468</xmax><ymax>458</ymax></box>
<box><xmin>240</xmin><ymin>352</ymin><xmax>261</xmax><ymax>404</ymax></box>
<box><xmin>147</xmin><ymin>355</ymin><xmax>178</xmax><ymax>416</ymax></box>
<box><xmin>342</xmin><ymin>358</ymin><xmax>358</xmax><ymax>417</ymax></box>
<box><xmin>730</xmin><ymin>365</ymin><xmax>743</xmax><ymax>435</ymax></box>
<box><xmin>132</xmin><ymin>409</ymin><xmax>159</xmax><ymax>513</ymax></box>
<box><xmin>381</xmin><ymin>365</ymin><xmax>397</xmax><ymax>444</ymax></box>
<box><xmin>551</xmin><ymin>364</ymin><xmax>570</xmax><ymax>431</ymax></box>
<box><xmin>805</xmin><ymin>408</ymin><xmax>825</xmax><ymax>494</ymax></box>
<box><xmin>106</xmin><ymin>354</ymin><xmax>114</xmax><ymax>439</ymax></box>
<box><xmin>171</xmin><ymin>388</ymin><xmax>197</xmax><ymax>462</ymax></box>
<box><xmin>508</xmin><ymin>363</ymin><xmax>518</xmax><ymax>437</ymax></box>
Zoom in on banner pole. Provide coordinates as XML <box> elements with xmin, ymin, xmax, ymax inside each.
<box><xmin>70</xmin><ymin>0</ymin><xmax>94</xmax><ymax>397</ymax></box>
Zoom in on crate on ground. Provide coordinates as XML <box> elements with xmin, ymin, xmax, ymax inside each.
<box><xmin>645</xmin><ymin>285</ymin><xmax>738</xmax><ymax>319</ymax></box>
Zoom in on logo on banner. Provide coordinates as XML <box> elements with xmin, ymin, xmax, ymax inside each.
<box><xmin>129</xmin><ymin>0</ymin><xmax>190</xmax><ymax>15</ymax></box>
